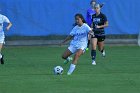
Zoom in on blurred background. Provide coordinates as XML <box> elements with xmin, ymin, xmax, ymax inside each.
<box><xmin>0</xmin><ymin>0</ymin><xmax>140</xmax><ymax>46</ymax></box>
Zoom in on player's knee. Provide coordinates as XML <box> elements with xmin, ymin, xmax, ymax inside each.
<box><xmin>75</xmin><ymin>53</ymin><xmax>81</xmax><ymax>58</ymax></box>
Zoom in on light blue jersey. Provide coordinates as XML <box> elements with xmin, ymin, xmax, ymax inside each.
<box><xmin>0</xmin><ymin>14</ymin><xmax>10</xmax><ymax>43</ymax></box>
<box><xmin>70</xmin><ymin>23</ymin><xmax>91</xmax><ymax>48</ymax></box>
<box><xmin>0</xmin><ymin>14</ymin><xmax>10</xmax><ymax>32</ymax></box>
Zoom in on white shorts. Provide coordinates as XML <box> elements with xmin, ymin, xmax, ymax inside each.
<box><xmin>68</xmin><ymin>45</ymin><xmax>87</xmax><ymax>54</ymax></box>
<box><xmin>0</xmin><ymin>34</ymin><xmax>5</xmax><ymax>44</ymax></box>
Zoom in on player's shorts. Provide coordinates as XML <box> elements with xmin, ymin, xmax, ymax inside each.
<box><xmin>68</xmin><ymin>45</ymin><xmax>87</xmax><ymax>54</ymax></box>
<box><xmin>92</xmin><ymin>35</ymin><xmax>105</xmax><ymax>42</ymax></box>
<box><xmin>0</xmin><ymin>33</ymin><xmax>5</xmax><ymax>44</ymax></box>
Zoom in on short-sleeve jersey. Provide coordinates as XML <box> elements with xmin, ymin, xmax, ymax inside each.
<box><xmin>70</xmin><ymin>23</ymin><xmax>91</xmax><ymax>47</ymax></box>
<box><xmin>0</xmin><ymin>14</ymin><xmax>10</xmax><ymax>32</ymax></box>
<box><xmin>92</xmin><ymin>12</ymin><xmax>107</xmax><ymax>36</ymax></box>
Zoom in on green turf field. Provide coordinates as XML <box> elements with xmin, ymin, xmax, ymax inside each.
<box><xmin>0</xmin><ymin>46</ymin><xmax>140</xmax><ymax>93</ymax></box>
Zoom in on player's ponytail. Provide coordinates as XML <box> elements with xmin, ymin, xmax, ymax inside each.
<box><xmin>90</xmin><ymin>0</ymin><xmax>97</xmax><ymax>5</ymax></box>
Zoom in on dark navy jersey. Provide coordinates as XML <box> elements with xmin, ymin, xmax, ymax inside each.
<box><xmin>92</xmin><ymin>12</ymin><xmax>107</xmax><ymax>36</ymax></box>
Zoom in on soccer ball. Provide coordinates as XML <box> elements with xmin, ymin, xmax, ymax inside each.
<box><xmin>54</xmin><ymin>66</ymin><xmax>64</xmax><ymax>75</ymax></box>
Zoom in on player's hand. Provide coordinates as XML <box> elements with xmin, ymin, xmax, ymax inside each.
<box><xmin>96</xmin><ymin>25</ymin><xmax>101</xmax><ymax>29</ymax></box>
<box><xmin>89</xmin><ymin>31</ymin><xmax>94</xmax><ymax>36</ymax></box>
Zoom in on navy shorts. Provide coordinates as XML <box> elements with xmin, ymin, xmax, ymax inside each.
<box><xmin>92</xmin><ymin>35</ymin><xmax>105</xmax><ymax>42</ymax></box>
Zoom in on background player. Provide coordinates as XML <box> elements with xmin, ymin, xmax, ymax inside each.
<box><xmin>0</xmin><ymin>13</ymin><xmax>12</xmax><ymax>64</ymax></box>
<box><xmin>91</xmin><ymin>4</ymin><xmax>108</xmax><ymax>65</ymax></box>
<box><xmin>86</xmin><ymin>0</ymin><xmax>104</xmax><ymax>50</ymax></box>
<box><xmin>60</xmin><ymin>14</ymin><xmax>93</xmax><ymax>75</ymax></box>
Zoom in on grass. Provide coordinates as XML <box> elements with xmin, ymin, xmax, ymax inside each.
<box><xmin>0</xmin><ymin>46</ymin><xmax>140</xmax><ymax>93</ymax></box>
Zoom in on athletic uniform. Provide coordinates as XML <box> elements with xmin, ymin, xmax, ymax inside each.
<box><xmin>0</xmin><ymin>14</ymin><xmax>10</xmax><ymax>43</ymax></box>
<box><xmin>68</xmin><ymin>23</ymin><xmax>91</xmax><ymax>53</ymax></box>
<box><xmin>92</xmin><ymin>12</ymin><xmax>107</xmax><ymax>42</ymax></box>
<box><xmin>0</xmin><ymin>14</ymin><xmax>10</xmax><ymax>64</ymax></box>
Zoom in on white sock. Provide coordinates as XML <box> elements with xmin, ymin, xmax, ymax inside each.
<box><xmin>66</xmin><ymin>57</ymin><xmax>70</xmax><ymax>61</ymax></box>
<box><xmin>0</xmin><ymin>53</ymin><xmax>2</xmax><ymax>59</ymax></box>
<box><xmin>67</xmin><ymin>64</ymin><xmax>76</xmax><ymax>74</ymax></box>
<box><xmin>66</xmin><ymin>57</ymin><xmax>73</xmax><ymax>62</ymax></box>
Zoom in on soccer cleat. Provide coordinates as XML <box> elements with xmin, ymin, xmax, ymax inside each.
<box><xmin>1</xmin><ymin>55</ymin><xmax>4</xmax><ymax>64</ymax></box>
<box><xmin>92</xmin><ymin>60</ymin><xmax>96</xmax><ymax>65</ymax></box>
<box><xmin>102</xmin><ymin>50</ymin><xmax>106</xmax><ymax>58</ymax></box>
<box><xmin>64</xmin><ymin>57</ymin><xmax>73</xmax><ymax>64</ymax></box>
<box><xmin>86</xmin><ymin>48</ymin><xmax>89</xmax><ymax>51</ymax></box>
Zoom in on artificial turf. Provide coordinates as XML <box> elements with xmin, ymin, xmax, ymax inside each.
<box><xmin>0</xmin><ymin>46</ymin><xmax>140</xmax><ymax>93</ymax></box>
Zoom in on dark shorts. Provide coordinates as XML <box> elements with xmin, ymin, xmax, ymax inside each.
<box><xmin>92</xmin><ymin>35</ymin><xmax>105</xmax><ymax>42</ymax></box>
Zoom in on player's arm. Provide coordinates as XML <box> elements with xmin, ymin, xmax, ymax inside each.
<box><xmin>60</xmin><ymin>27</ymin><xmax>75</xmax><ymax>45</ymax></box>
<box><xmin>86</xmin><ymin>24</ymin><xmax>94</xmax><ymax>36</ymax></box>
<box><xmin>89</xmin><ymin>30</ymin><xmax>94</xmax><ymax>36</ymax></box>
<box><xmin>91</xmin><ymin>23</ymin><xmax>93</xmax><ymax>30</ymax></box>
<box><xmin>96</xmin><ymin>14</ymin><xmax>109</xmax><ymax>29</ymax></box>
<box><xmin>3</xmin><ymin>15</ymin><xmax>12</xmax><ymax>31</ymax></box>
<box><xmin>60</xmin><ymin>35</ymin><xmax>73</xmax><ymax>45</ymax></box>
<box><xmin>96</xmin><ymin>21</ymin><xmax>108</xmax><ymax>29</ymax></box>
<box><xmin>86</xmin><ymin>10</ymin><xmax>89</xmax><ymax>25</ymax></box>
<box><xmin>6</xmin><ymin>22</ymin><xmax>12</xmax><ymax>31</ymax></box>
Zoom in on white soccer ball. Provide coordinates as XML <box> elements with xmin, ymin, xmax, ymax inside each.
<box><xmin>54</xmin><ymin>66</ymin><xmax>64</xmax><ymax>75</ymax></box>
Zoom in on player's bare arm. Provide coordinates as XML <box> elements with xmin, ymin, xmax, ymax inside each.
<box><xmin>96</xmin><ymin>21</ymin><xmax>108</xmax><ymax>29</ymax></box>
<box><xmin>61</xmin><ymin>35</ymin><xmax>73</xmax><ymax>45</ymax></box>
<box><xmin>89</xmin><ymin>30</ymin><xmax>94</xmax><ymax>36</ymax></box>
<box><xmin>6</xmin><ymin>22</ymin><xmax>12</xmax><ymax>31</ymax></box>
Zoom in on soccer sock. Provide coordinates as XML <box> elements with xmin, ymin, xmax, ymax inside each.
<box><xmin>0</xmin><ymin>53</ymin><xmax>2</xmax><ymax>59</ymax></box>
<box><xmin>87</xmin><ymin>40</ymin><xmax>90</xmax><ymax>48</ymax></box>
<box><xmin>91</xmin><ymin>50</ymin><xmax>96</xmax><ymax>60</ymax></box>
<box><xmin>66</xmin><ymin>57</ymin><xmax>71</xmax><ymax>61</ymax></box>
<box><xmin>100</xmin><ymin>48</ymin><xmax>105</xmax><ymax>53</ymax></box>
<box><xmin>67</xmin><ymin>64</ymin><xmax>76</xmax><ymax>74</ymax></box>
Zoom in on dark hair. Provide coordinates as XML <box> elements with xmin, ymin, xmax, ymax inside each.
<box><xmin>90</xmin><ymin>0</ymin><xmax>97</xmax><ymax>4</ymax></box>
<box><xmin>75</xmin><ymin>13</ymin><xmax>86</xmax><ymax>23</ymax></box>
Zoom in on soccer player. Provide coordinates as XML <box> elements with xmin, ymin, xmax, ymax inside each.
<box><xmin>91</xmin><ymin>4</ymin><xmax>108</xmax><ymax>65</ymax></box>
<box><xmin>86</xmin><ymin>0</ymin><xmax>104</xmax><ymax>50</ymax></box>
<box><xmin>60</xmin><ymin>14</ymin><xmax>93</xmax><ymax>75</ymax></box>
<box><xmin>0</xmin><ymin>13</ymin><xmax>12</xmax><ymax>64</ymax></box>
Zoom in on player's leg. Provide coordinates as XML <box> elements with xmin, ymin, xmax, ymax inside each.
<box><xmin>98</xmin><ymin>41</ymin><xmax>105</xmax><ymax>57</ymax></box>
<box><xmin>67</xmin><ymin>49</ymin><xmax>83</xmax><ymax>75</ymax></box>
<box><xmin>91</xmin><ymin>37</ymin><xmax>98</xmax><ymax>65</ymax></box>
<box><xmin>0</xmin><ymin>43</ymin><xmax>4</xmax><ymax>64</ymax></box>
<box><xmin>86</xmin><ymin>35</ymin><xmax>91</xmax><ymax>51</ymax></box>
<box><xmin>97</xmin><ymin>36</ymin><xmax>106</xmax><ymax>57</ymax></box>
<box><xmin>62</xmin><ymin>48</ymin><xmax>73</xmax><ymax>64</ymax></box>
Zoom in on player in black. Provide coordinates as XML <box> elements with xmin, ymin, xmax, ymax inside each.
<box><xmin>86</xmin><ymin>0</ymin><xmax>105</xmax><ymax>51</ymax></box>
<box><xmin>91</xmin><ymin>4</ymin><xmax>108</xmax><ymax>65</ymax></box>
